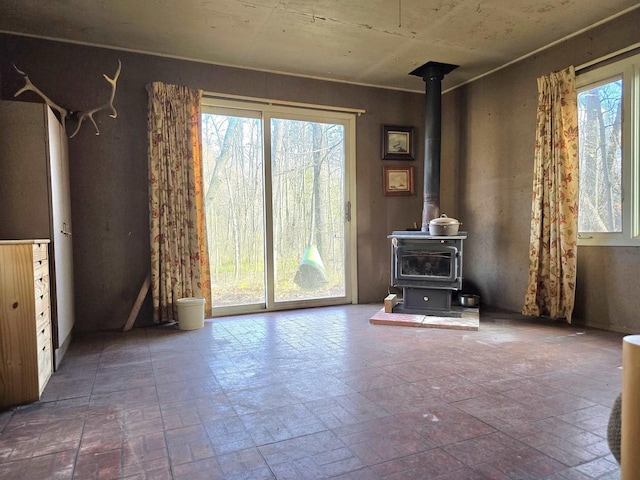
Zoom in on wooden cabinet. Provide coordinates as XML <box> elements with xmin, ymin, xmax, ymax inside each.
<box><xmin>0</xmin><ymin>240</ymin><xmax>53</xmax><ymax>407</ymax></box>
<box><xmin>0</xmin><ymin>100</ymin><xmax>75</xmax><ymax>369</ymax></box>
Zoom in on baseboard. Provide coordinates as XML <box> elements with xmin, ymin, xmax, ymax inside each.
<box><xmin>572</xmin><ymin>319</ymin><xmax>636</xmax><ymax>335</ymax></box>
<box><xmin>54</xmin><ymin>331</ymin><xmax>73</xmax><ymax>371</ymax></box>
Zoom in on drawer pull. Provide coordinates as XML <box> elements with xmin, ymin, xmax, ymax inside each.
<box><xmin>423</xmin><ymin>296</ymin><xmax>429</xmax><ymax>302</ymax></box>
<box><xmin>12</xmin><ymin>302</ymin><xmax>19</xmax><ymax>309</ymax></box>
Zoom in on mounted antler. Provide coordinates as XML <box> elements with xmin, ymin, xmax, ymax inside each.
<box><xmin>13</xmin><ymin>64</ymin><xmax>69</xmax><ymax>130</ymax></box>
<box><xmin>13</xmin><ymin>60</ymin><xmax>122</xmax><ymax>138</ymax></box>
<box><xmin>69</xmin><ymin>60</ymin><xmax>121</xmax><ymax>138</ymax></box>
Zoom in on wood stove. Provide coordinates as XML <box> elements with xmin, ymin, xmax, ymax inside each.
<box><xmin>389</xmin><ymin>231</ymin><xmax>466</xmax><ymax>316</ymax></box>
<box><xmin>387</xmin><ymin>60</ymin><xmax>465</xmax><ymax>316</ymax></box>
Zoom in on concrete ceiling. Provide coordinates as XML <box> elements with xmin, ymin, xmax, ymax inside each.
<box><xmin>1</xmin><ymin>0</ymin><xmax>639</xmax><ymax>92</ymax></box>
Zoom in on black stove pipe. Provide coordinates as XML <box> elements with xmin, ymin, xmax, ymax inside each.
<box><xmin>409</xmin><ymin>61</ymin><xmax>458</xmax><ymax>232</ymax></box>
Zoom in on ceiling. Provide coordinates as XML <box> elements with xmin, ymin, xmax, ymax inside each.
<box><xmin>1</xmin><ymin>0</ymin><xmax>639</xmax><ymax>92</ymax></box>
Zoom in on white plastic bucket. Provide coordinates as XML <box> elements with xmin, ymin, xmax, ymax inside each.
<box><xmin>176</xmin><ymin>297</ymin><xmax>206</xmax><ymax>330</ymax></box>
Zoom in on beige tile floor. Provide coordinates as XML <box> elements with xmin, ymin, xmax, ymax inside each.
<box><xmin>0</xmin><ymin>304</ymin><xmax>624</xmax><ymax>479</ymax></box>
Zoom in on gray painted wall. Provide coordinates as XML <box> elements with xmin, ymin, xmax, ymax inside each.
<box><xmin>445</xmin><ymin>9</ymin><xmax>640</xmax><ymax>332</ymax></box>
<box><xmin>0</xmin><ymin>34</ymin><xmax>432</xmax><ymax>331</ymax></box>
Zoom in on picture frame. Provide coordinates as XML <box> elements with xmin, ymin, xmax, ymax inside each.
<box><xmin>383</xmin><ymin>166</ymin><xmax>414</xmax><ymax>196</ymax></box>
<box><xmin>382</xmin><ymin>125</ymin><xmax>415</xmax><ymax>160</ymax></box>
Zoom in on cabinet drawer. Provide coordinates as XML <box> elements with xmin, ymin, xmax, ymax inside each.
<box><xmin>33</xmin><ymin>258</ymin><xmax>48</xmax><ymax>282</ymax></box>
<box><xmin>35</xmin><ymin>291</ymin><xmax>50</xmax><ymax>319</ymax></box>
<box><xmin>36</xmin><ymin>308</ymin><xmax>51</xmax><ymax>348</ymax></box>
<box><xmin>36</xmin><ymin>316</ymin><xmax>53</xmax><ymax>394</ymax></box>
<box><xmin>37</xmin><ymin>338</ymin><xmax>53</xmax><ymax>394</ymax></box>
<box><xmin>32</xmin><ymin>242</ymin><xmax>48</xmax><ymax>263</ymax></box>
<box><xmin>36</xmin><ymin>305</ymin><xmax>51</xmax><ymax>332</ymax></box>
<box><xmin>36</xmin><ymin>318</ymin><xmax>52</xmax><ymax>353</ymax></box>
<box><xmin>34</xmin><ymin>274</ymin><xmax>49</xmax><ymax>305</ymax></box>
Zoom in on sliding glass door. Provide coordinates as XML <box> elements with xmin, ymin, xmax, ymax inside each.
<box><xmin>201</xmin><ymin>110</ymin><xmax>265</xmax><ymax>307</ymax></box>
<box><xmin>201</xmin><ymin>99</ymin><xmax>356</xmax><ymax>314</ymax></box>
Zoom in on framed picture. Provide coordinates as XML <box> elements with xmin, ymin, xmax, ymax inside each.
<box><xmin>383</xmin><ymin>166</ymin><xmax>414</xmax><ymax>196</ymax></box>
<box><xmin>382</xmin><ymin>125</ymin><xmax>415</xmax><ymax>160</ymax></box>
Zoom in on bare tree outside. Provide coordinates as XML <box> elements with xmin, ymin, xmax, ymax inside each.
<box><xmin>577</xmin><ymin>78</ymin><xmax>622</xmax><ymax>233</ymax></box>
<box><xmin>202</xmin><ymin>114</ymin><xmax>265</xmax><ymax>305</ymax></box>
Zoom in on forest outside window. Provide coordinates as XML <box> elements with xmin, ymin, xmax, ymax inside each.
<box><xmin>577</xmin><ymin>52</ymin><xmax>640</xmax><ymax>246</ymax></box>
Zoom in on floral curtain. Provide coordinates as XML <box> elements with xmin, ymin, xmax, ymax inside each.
<box><xmin>147</xmin><ymin>82</ymin><xmax>212</xmax><ymax>323</ymax></box>
<box><xmin>523</xmin><ymin>66</ymin><xmax>579</xmax><ymax>323</ymax></box>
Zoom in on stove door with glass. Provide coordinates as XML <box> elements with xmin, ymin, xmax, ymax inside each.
<box><xmin>391</xmin><ymin>238</ymin><xmax>462</xmax><ymax>290</ymax></box>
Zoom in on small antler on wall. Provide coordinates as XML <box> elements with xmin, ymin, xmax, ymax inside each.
<box><xmin>13</xmin><ymin>60</ymin><xmax>122</xmax><ymax>138</ymax></box>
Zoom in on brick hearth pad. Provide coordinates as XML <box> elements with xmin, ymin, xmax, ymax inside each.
<box><xmin>369</xmin><ymin>307</ymin><xmax>479</xmax><ymax>330</ymax></box>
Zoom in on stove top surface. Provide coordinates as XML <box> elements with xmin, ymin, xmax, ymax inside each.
<box><xmin>388</xmin><ymin>231</ymin><xmax>467</xmax><ymax>240</ymax></box>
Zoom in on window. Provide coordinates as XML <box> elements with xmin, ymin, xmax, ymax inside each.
<box><xmin>577</xmin><ymin>52</ymin><xmax>640</xmax><ymax>246</ymax></box>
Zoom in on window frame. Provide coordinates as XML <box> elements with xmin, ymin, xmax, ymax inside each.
<box><xmin>576</xmin><ymin>52</ymin><xmax>640</xmax><ymax>247</ymax></box>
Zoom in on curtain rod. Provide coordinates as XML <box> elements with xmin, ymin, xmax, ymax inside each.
<box><xmin>575</xmin><ymin>42</ymin><xmax>640</xmax><ymax>73</ymax></box>
<box><xmin>203</xmin><ymin>91</ymin><xmax>365</xmax><ymax>116</ymax></box>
